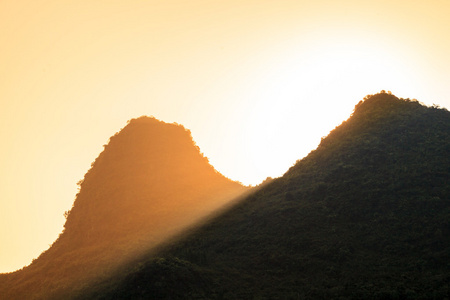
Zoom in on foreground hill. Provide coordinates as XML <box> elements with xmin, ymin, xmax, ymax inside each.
<box><xmin>84</xmin><ymin>93</ymin><xmax>450</xmax><ymax>299</ymax></box>
<box><xmin>0</xmin><ymin>117</ymin><xmax>247</xmax><ymax>300</ymax></box>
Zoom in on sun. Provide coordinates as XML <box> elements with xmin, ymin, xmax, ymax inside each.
<box><xmin>204</xmin><ymin>33</ymin><xmax>420</xmax><ymax>186</ymax></box>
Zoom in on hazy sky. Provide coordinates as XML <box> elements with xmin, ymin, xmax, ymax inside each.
<box><xmin>1</xmin><ymin>0</ymin><xmax>449</xmax><ymax>273</ymax></box>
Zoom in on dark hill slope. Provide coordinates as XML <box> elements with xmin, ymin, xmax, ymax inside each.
<box><xmin>87</xmin><ymin>93</ymin><xmax>450</xmax><ymax>299</ymax></box>
<box><xmin>0</xmin><ymin>117</ymin><xmax>246</xmax><ymax>300</ymax></box>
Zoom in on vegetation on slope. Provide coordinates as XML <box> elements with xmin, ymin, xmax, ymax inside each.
<box><xmin>85</xmin><ymin>92</ymin><xmax>450</xmax><ymax>299</ymax></box>
<box><xmin>0</xmin><ymin>117</ymin><xmax>246</xmax><ymax>300</ymax></box>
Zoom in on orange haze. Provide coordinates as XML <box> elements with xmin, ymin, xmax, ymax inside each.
<box><xmin>1</xmin><ymin>0</ymin><xmax>450</xmax><ymax>272</ymax></box>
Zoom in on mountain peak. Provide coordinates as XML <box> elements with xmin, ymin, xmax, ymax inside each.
<box><xmin>64</xmin><ymin>115</ymin><xmax>244</xmax><ymax>245</ymax></box>
<box><xmin>1</xmin><ymin>115</ymin><xmax>246</xmax><ymax>299</ymax></box>
<box><xmin>351</xmin><ymin>91</ymin><xmax>424</xmax><ymax>118</ymax></box>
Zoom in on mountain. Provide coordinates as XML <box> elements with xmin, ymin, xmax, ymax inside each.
<box><xmin>0</xmin><ymin>116</ymin><xmax>247</xmax><ymax>300</ymax></box>
<box><xmin>82</xmin><ymin>92</ymin><xmax>450</xmax><ymax>299</ymax></box>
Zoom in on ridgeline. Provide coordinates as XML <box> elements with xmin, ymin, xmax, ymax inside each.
<box><xmin>82</xmin><ymin>92</ymin><xmax>450</xmax><ymax>299</ymax></box>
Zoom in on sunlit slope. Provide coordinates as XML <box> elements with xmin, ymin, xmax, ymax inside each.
<box><xmin>0</xmin><ymin>117</ymin><xmax>247</xmax><ymax>300</ymax></box>
<box><xmin>87</xmin><ymin>93</ymin><xmax>450</xmax><ymax>299</ymax></box>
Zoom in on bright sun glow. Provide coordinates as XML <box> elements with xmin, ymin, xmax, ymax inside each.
<box><xmin>201</xmin><ymin>35</ymin><xmax>419</xmax><ymax>186</ymax></box>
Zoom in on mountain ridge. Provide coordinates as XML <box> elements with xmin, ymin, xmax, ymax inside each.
<box><xmin>80</xmin><ymin>92</ymin><xmax>450</xmax><ymax>299</ymax></box>
<box><xmin>1</xmin><ymin>92</ymin><xmax>449</xmax><ymax>299</ymax></box>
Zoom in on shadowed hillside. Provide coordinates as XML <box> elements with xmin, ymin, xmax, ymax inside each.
<box><xmin>0</xmin><ymin>117</ymin><xmax>247</xmax><ymax>300</ymax></box>
<box><xmin>83</xmin><ymin>93</ymin><xmax>450</xmax><ymax>299</ymax></box>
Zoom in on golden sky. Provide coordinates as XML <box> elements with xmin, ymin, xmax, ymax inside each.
<box><xmin>1</xmin><ymin>0</ymin><xmax>449</xmax><ymax>273</ymax></box>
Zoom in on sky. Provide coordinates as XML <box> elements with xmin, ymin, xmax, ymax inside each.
<box><xmin>1</xmin><ymin>0</ymin><xmax>449</xmax><ymax>273</ymax></box>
